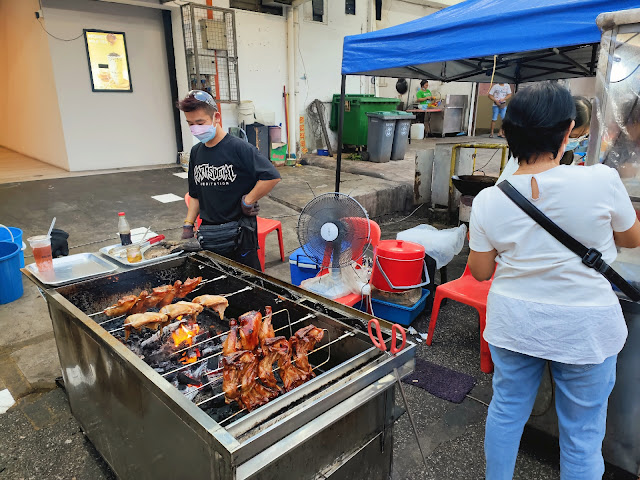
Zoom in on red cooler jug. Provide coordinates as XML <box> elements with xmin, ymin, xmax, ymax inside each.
<box><xmin>371</xmin><ymin>240</ymin><xmax>429</xmax><ymax>293</ymax></box>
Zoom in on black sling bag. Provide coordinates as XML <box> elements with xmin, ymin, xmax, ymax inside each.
<box><xmin>498</xmin><ymin>180</ymin><xmax>640</xmax><ymax>302</ymax></box>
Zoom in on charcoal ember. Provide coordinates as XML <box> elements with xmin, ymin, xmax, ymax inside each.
<box><xmin>201</xmin><ymin>344</ymin><xmax>221</xmax><ymax>356</ymax></box>
<box><xmin>181</xmin><ymin>385</ymin><xmax>200</xmax><ymax>401</ymax></box>
<box><xmin>177</xmin><ymin>372</ymin><xmax>201</xmax><ymax>386</ymax></box>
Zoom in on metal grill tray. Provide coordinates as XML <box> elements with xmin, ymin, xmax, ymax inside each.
<box><xmin>24</xmin><ymin>253</ymin><xmax>118</xmax><ymax>286</ymax></box>
<box><xmin>99</xmin><ymin>243</ymin><xmax>183</xmax><ymax>267</ymax></box>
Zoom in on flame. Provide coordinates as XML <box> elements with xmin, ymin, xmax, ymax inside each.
<box><xmin>172</xmin><ymin>324</ymin><xmax>200</xmax><ymax>348</ymax></box>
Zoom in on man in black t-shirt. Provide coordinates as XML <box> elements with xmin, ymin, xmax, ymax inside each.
<box><xmin>177</xmin><ymin>90</ymin><xmax>281</xmax><ymax>269</ymax></box>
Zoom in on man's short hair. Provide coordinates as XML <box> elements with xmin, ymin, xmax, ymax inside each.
<box><xmin>502</xmin><ymin>82</ymin><xmax>576</xmax><ymax>164</ymax></box>
<box><xmin>177</xmin><ymin>90</ymin><xmax>218</xmax><ymax>117</ymax></box>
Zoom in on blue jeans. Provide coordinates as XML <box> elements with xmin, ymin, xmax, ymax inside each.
<box><xmin>492</xmin><ymin>105</ymin><xmax>507</xmax><ymax>121</ymax></box>
<box><xmin>485</xmin><ymin>345</ymin><xmax>617</xmax><ymax>480</ymax></box>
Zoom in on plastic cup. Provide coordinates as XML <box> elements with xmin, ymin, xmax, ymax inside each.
<box><xmin>126</xmin><ymin>245</ymin><xmax>142</xmax><ymax>263</ymax></box>
<box><xmin>27</xmin><ymin>235</ymin><xmax>53</xmax><ymax>273</ymax></box>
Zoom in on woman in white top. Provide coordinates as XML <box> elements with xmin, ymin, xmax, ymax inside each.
<box><xmin>469</xmin><ymin>82</ymin><xmax>640</xmax><ymax>480</ymax></box>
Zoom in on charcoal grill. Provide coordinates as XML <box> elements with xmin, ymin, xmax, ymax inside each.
<box><xmin>24</xmin><ymin>251</ymin><xmax>415</xmax><ymax>480</ymax></box>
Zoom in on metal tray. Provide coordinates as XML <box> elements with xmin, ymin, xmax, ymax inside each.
<box><xmin>99</xmin><ymin>243</ymin><xmax>183</xmax><ymax>267</ymax></box>
<box><xmin>24</xmin><ymin>253</ymin><xmax>118</xmax><ymax>286</ymax></box>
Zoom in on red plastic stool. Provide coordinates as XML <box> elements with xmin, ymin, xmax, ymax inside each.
<box><xmin>426</xmin><ymin>264</ymin><xmax>495</xmax><ymax>373</ymax></box>
<box><xmin>257</xmin><ymin>217</ymin><xmax>285</xmax><ymax>272</ymax></box>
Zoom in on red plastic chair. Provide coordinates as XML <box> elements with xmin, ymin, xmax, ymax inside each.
<box><xmin>184</xmin><ymin>194</ymin><xmax>202</xmax><ymax>230</ymax></box>
<box><xmin>317</xmin><ymin>219</ymin><xmax>381</xmax><ymax>307</ymax></box>
<box><xmin>426</xmin><ymin>264</ymin><xmax>495</xmax><ymax>373</ymax></box>
<box><xmin>257</xmin><ymin>217</ymin><xmax>285</xmax><ymax>272</ymax></box>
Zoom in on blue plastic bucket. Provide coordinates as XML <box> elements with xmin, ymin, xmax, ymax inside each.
<box><xmin>0</xmin><ymin>241</ymin><xmax>23</xmax><ymax>304</ymax></box>
<box><xmin>0</xmin><ymin>225</ymin><xmax>25</xmax><ymax>268</ymax></box>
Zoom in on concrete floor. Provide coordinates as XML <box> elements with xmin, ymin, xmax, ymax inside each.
<box><xmin>0</xmin><ymin>159</ymin><xmax>634</xmax><ymax>479</ymax></box>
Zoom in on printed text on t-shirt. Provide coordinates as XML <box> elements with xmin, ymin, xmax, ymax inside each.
<box><xmin>194</xmin><ymin>164</ymin><xmax>237</xmax><ymax>186</ymax></box>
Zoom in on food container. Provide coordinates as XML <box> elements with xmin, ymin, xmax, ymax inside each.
<box><xmin>355</xmin><ymin>288</ymin><xmax>430</xmax><ymax>326</ymax></box>
<box><xmin>370</xmin><ymin>240</ymin><xmax>429</xmax><ymax>293</ymax></box>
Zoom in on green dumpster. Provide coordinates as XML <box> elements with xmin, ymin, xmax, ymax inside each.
<box><xmin>330</xmin><ymin>94</ymin><xmax>401</xmax><ymax>146</ymax></box>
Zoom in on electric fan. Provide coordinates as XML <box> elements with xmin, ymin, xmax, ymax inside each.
<box><xmin>297</xmin><ymin>192</ymin><xmax>371</xmax><ymax>298</ymax></box>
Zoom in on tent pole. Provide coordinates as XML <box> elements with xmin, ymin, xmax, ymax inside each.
<box><xmin>335</xmin><ymin>74</ymin><xmax>347</xmax><ymax>193</ymax></box>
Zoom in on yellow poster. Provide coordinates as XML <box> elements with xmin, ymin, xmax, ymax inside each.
<box><xmin>84</xmin><ymin>30</ymin><xmax>132</xmax><ymax>92</ymax></box>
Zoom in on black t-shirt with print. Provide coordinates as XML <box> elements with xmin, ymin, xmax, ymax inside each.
<box><xmin>188</xmin><ymin>134</ymin><xmax>281</xmax><ymax>225</ymax></box>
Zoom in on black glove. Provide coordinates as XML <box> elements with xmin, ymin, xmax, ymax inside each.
<box><xmin>181</xmin><ymin>225</ymin><xmax>194</xmax><ymax>239</ymax></box>
<box><xmin>50</xmin><ymin>229</ymin><xmax>69</xmax><ymax>258</ymax></box>
<box><xmin>241</xmin><ymin>195</ymin><xmax>260</xmax><ymax>216</ymax></box>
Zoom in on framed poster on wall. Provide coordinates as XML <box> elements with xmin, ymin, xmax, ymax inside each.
<box><xmin>83</xmin><ymin>30</ymin><xmax>132</xmax><ymax>92</ymax></box>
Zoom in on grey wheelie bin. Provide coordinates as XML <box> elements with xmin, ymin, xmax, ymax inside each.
<box><xmin>391</xmin><ymin>112</ymin><xmax>416</xmax><ymax>160</ymax></box>
<box><xmin>365</xmin><ymin>111</ymin><xmax>397</xmax><ymax>163</ymax></box>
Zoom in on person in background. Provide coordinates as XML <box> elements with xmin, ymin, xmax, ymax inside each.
<box><xmin>177</xmin><ymin>90</ymin><xmax>281</xmax><ymax>270</ymax></box>
<box><xmin>469</xmin><ymin>82</ymin><xmax>640</xmax><ymax>479</ymax></box>
<box><xmin>497</xmin><ymin>95</ymin><xmax>593</xmax><ymax>182</ymax></box>
<box><xmin>488</xmin><ymin>83</ymin><xmax>512</xmax><ymax>138</ymax></box>
<box><xmin>416</xmin><ymin>80</ymin><xmax>433</xmax><ymax>105</ymax></box>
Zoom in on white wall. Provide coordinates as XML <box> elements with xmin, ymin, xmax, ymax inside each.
<box><xmin>42</xmin><ymin>0</ymin><xmax>178</xmax><ymax>171</ymax></box>
<box><xmin>0</xmin><ymin>0</ymin><xmax>70</xmax><ymax>169</ymax></box>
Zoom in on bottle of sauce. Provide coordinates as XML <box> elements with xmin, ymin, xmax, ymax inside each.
<box><xmin>118</xmin><ymin>212</ymin><xmax>132</xmax><ymax>246</ymax></box>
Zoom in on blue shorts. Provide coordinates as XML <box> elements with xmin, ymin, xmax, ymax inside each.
<box><xmin>492</xmin><ymin>105</ymin><xmax>507</xmax><ymax>121</ymax></box>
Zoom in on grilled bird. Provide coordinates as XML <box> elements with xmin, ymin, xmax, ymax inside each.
<box><xmin>104</xmin><ymin>295</ymin><xmax>137</xmax><ymax>317</ymax></box>
<box><xmin>193</xmin><ymin>294</ymin><xmax>228</xmax><ymax>320</ymax></box>
<box><xmin>142</xmin><ymin>285</ymin><xmax>174</xmax><ymax>310</ymax></box>
<box><xmin>221</xmin><ymin>350</ymin><xmax>245</xmax><ymax>404</ymax></box>
<box><xmin>258</xmin><ymin>306</ymin><xmax>274</xmax><ymax>350</ymax></box>
<box><xmin>238</xmin><ymin>311</ymin><xmax>262</xmax><ymax>351</ymax></box>
<box><xmin>123</xmin><ymin>312</ymin><xmax>169</xmax><ymax>340</ymax></box>
<box><xmin>159</xmin><ymin>301</ymin><xmax>203</xmax><ymax>321</ymax></box>
<box><xmin>222</xmin><ymin>319</ymin><xmax>239</xmax><ymax>355</ymax></box>
<box><xmin>290</xmin><ymin>325</ymin><xmax>324</xmax><ymax>378</ymax></box>
<box><xmin>277</xmin><ymin>351</ymin><xmax>307</xmax><ymax>392</ymax></box>
<box><xmin>157</xmin><ymin>283</ymin><xmax>178</xmax><ymax>308</ymax></box>
<box><xmin>237</xmin><ymin>350</ymin><xmax>278</xmax><ymax>411</ymax></box>
<box><xmin>176</xmin><ymin>276</ymin><xmax>202</xmax><ymax>297</ymax></box>
<box><xmin>258</xmin><ymin>336</ymin><xmax>289</xmax><ymax>390</ymax></box>
<box><xmin>129</xmin><ymin>291</ymin><xmax>150</xmax><ymax>315</ymax></box>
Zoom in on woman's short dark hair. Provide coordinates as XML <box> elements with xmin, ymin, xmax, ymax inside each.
<box><xmin>573</xmin><ymin>96</ymin><xmax>592</xmax><ymax>130</ymax></box>
<box><xmin>502</xmin><ymin>82</ymin><xmax>576</xmax><ymax>164</ymax></box>
<box><xmin>420</xmin><ymin>79</ymin><xmax>429</xmax><ymax>87</ymax></box>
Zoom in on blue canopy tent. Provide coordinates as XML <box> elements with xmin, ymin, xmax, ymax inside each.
<box><xmin>333</xmin><ymin>0</ymin><xmax>640</xmax><ymax>190</ymax></box>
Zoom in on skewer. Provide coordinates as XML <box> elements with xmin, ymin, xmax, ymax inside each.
<box><xmin>86</xmin><ymin>275</ymin><xmax>227</xmax><ymax>317</ymax></box>
<box><xmin>105</xmin><ymin>286</ymin><xmax>255</xmax><ymax>336</ymax></box>
<box><xmin>196</xmin><ymin>330</ymin><xmax>353</xmax><ymax>407</ymax></box>
<box><xmin>97</xmin><ymin>314</ymin><xmax>125</xmax><ymax>325</ymax></box>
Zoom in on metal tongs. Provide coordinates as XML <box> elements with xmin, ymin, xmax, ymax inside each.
<box><xmin>368</xmin><ymin>318</ymin><xmax>429</xmax><ymax>470</ymax></box>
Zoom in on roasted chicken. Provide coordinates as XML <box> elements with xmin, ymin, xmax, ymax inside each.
<box><xmin>237</xmin><ymin>350</ymin><xmax>278</xmax><ymax>411</ymax></box>
<box><xmin>258</xmin><ymin>306</ymin><xmax>274</xmax><ymax>350</ymax></box>
<box><xmin>129</xmin><ymin>291</ymin><xmax>150</xmax><ymax>314</ymax></box>
<box><xmin>277</xmin><ymin>352</ymin><xmax>307</xmax><ymax>392</ymax></box>
<box><xmin>123</xmin><ymin>312</ymin><xmax>169</xmax><ymax>340</ymax></box>
<box><xmin>221</xmin><ymin>350</ymin><xmax>245</xmax><ymax>404</ymax></box>
<box><xmin>159</xmin><ymin>301</ymin><xmax>203</xmax><ymax>321</ymax></box>
<box><xmin>157</xmin><ymin>283</ymin><xmax>178</xmax><ymax>308</ymax></box>
<box><xmin>258</xmin><ymin>336</ymin><xmax>289</xmax><ymax>390</ymax></box>
<box><xmin>290</xmin><ymin>325</ymin><xmax>325</xmax><ymax>378</ymax></box>
<box><xmin>176</xmin><ymin>276</ymin><xmax>202</xmax><ymax>297</ymax></box>
<box><xmin>238</xmin><ymin>311</ymin><xmax>262</xmax><ymax>351</ymax></box>
<box><xmin>104</xmin><ymin>295</ymin><xmax>137</xmax><ymax>317</ymax></box>
<box><xmin>222</xmin><ymin>319</ymin><xmax>239</xmax><ymax>355</ymax></box>
<box><xmin>193</xmin><ymin>294</ymin><xmax>228</xmax><ymax>320</ymax></box>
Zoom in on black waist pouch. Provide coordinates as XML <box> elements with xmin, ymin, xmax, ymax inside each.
<box><xmin>197</xmin><ymin>221</ymin><xmax>241</xmax><ymax>253</ymax></box>
<box><xmin>237</xmin><ymin>216</ymin><xmax>259</xmax><ymax>251</ymax></box>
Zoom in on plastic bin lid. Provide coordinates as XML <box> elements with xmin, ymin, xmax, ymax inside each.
<box><xmin>376</xmin><ymin>239</ymin><xmax>425</xmax><ymax>260</ymax></box>
<box><xmin>366</xmin><ymin>111</ymin><xmax>401</xmax><ymax>119</ymax></box>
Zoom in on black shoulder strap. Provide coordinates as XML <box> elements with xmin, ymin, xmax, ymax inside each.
<box><xmin>498</xmin><ymin>180</ymin><xmax>640</xmax><ymax>302</ymax></box>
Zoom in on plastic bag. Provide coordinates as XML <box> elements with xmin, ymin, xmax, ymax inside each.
<box><xmin>300</xmin><ymin>263</ymin><xmax>371</xmax><ymax>300</ymax></box>
<box><xmin>396</xmin><ymin>224</ymin><xmax>467</xmax><ymax>270</ymax></box>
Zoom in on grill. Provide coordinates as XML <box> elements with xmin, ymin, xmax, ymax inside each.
<box><xmin>26</xmin><ymin>252</ymin><xmax>415</xmax><ymax>480</ymax></box>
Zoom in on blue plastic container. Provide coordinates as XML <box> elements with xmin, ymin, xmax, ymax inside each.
<box><xmin>0</xmin><ymin>241</ymin><xmax>24</xmax><ymax>304</ymax></box>
<box><xmin>289</xmin><ymin>246</ymin><xmax>321</xmax><ymax>286</ymax></box>
<box><xmin>355</xmin><ymin>288</ymin><xmax>430</xmax><ymax>326</ymax></box>
<box><xmin>0</xmin><ymin>226</ymin><xmax>24</xmax><ymax>268</ymax></box>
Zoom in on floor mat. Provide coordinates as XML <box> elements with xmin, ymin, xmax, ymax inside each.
<box><xmin>402</xmin><ymin>358</ymin><xmax>477</xmax><ymax>403</ymax></box>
